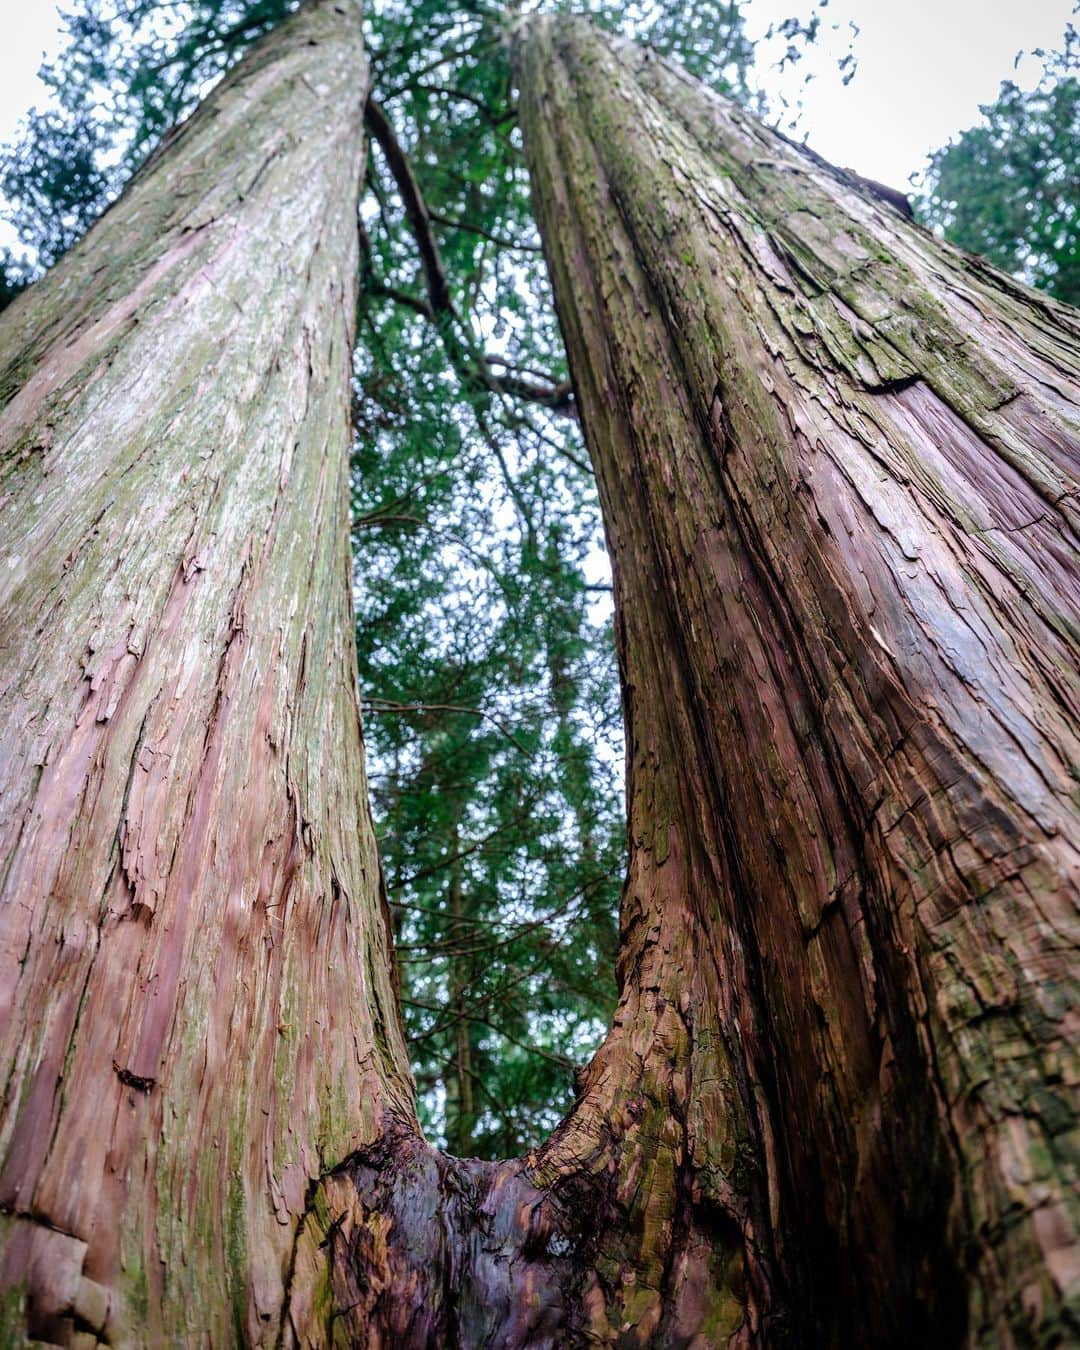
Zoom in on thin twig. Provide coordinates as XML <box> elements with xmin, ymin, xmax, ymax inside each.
<box><xmin>361</xmin><ymin>697</ymin><xmax>532</xmax><ymax>755</ymax></box>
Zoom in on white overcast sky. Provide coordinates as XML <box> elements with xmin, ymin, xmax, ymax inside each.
<box><xmin>744</xmin><ymin>0</ymin><xmax>1076</xmax><ymax>187</ymax></box>
<box><xmin>0</xmin><ymin>0</ymin><xmax>1075</xmax><ymax>251</ymax></box>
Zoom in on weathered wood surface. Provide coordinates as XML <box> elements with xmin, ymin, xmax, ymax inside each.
<box><xmin>1</xmin><ymin>5</ymin><xmax>1077</xmax><ymax>1346</ymax></box>
<box><xmin>0</xmin><ymin>2</ymin><xmax>414</xmax><ymax>1343</ymax></box>
<box><xmin>515</xmin><ymin>17</ymin><xmax>1080</xmax><ymax>1347</ymax></box>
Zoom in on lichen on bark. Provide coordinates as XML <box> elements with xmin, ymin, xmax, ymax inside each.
<box><xmin>0</xmin><ymin>5</ymin><xmax>1077</xmax><ymax>1347</ymax></box>
<box><xmin>0</xmin><ymin>2</ymin><xmax>414</xmax><ymax>1343</ymax></box>
<box><xmin>515</xmin><ymin>16</ymin><xmax>1079</xmax><ymax>1347</ymax></box>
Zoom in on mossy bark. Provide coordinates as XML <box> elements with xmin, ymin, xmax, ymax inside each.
<box><xmin>250</xmin><ymin>16</ymin><xmax>1080</xmax><ymax>1350</ymax></box>
<box><xmin>0</xmin><ymin>2</ymin><xmax>415</xmax><ymax>1344</ymax></box>
<box><xmin>512</xmin><ymin>16</ymin><xmax>1080</xmax><ymax>1349</ymax></box>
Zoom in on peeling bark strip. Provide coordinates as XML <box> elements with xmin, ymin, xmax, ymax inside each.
<box><xmin>0</xmin><ymin>1</ymin><xmax>416</xmax><ymax>1343</ymax></box>
<box><xmin>516</xmin><ymin>17</ymin><xmax>1080</xmax><ymax>1348</ymax></box>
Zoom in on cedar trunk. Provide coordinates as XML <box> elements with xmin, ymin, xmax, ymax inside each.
<box><xmin>0</xmin><ymin>3</ymin><xmax>415</xmax><ymax>1343</ymax></box>
<box><xmin>285</xmin><ymin>18</ymin><xmax>1079</xmax><ymax>1350</ymax></box>
<box><xmin>0</xmin><ymin>5</ymin><xmax>1077</xmax><ymax>1349</ymax></box>
<box><xmin>511</xmin><ymin>16</ymin><xmax>1080</xmax><ymax>1348</ymax></box>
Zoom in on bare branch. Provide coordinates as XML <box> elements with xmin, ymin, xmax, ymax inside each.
<box><xmin>366</xmin><ymin>97</ymin><xmax>453</xmax><ymax>313</ymax></box>
<box><xmin>361</xmin><ymin>99</ymin><xmax>576</xmax><ymax>417</ymax></box>
<box><xmin>361</xmin><ymin>697</ymin><xmax>532</xmax><ymax>754</ymax></box>
<box><xmin>428</xmin><ymin>209</ymin><xmax>543</xmax><ymax>253</ymax></box>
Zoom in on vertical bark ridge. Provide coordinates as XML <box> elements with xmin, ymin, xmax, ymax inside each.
<box><xmin>516</xmin><ymin>17</ymin><xmax>1079</xmax><ymax>1348</ymax></box>
<box><xmin>3</xmin><ymin>6</ymin><xmax>1077</xmax><ymax>1346</ymax></box>
<box><xmin>0</xmin><ymin>2</ymin><xmax>414</xmax><ymax>1343</ymax></box>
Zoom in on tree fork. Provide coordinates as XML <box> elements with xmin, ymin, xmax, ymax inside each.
<box><xmin>0</xmin><ymin>5</ymin><xmax>1077</xmax><ymax>1348</ymax></box>
<box><xmin>296</xmin><ymin>20</ymin><xmax>1080</xmax><ymax>1345</ymax></box>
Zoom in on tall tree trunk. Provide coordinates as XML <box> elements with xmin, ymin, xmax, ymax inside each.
<box><xmin>445</xmin><ymin>816</ymin><xmax>477</xmax><ymax>1157</ymax></box>
<box><xmin>2</xmin><ymin>6</ymin><xmax>1077</xmax><ymax>1347</ymax></box>
<box><xmin>276</xmin><ymin>16</ymin><xmax>1080</xmax><ymax>1350</ymax></box>
<box><xmin>511</xmin><ymin>16</ymin><xmax>1080</xmax><ymax>1348</ymax></box>
<box><xmin>0</xmin><ymin>2</ymin><xmax>415</xmax><ymax>1344</ymax></box>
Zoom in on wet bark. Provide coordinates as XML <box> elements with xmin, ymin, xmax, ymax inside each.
<box><xmin>0</xmin><ymin>2</ymin><xmax>416</xmax><ymax>1344</ymax></box>
<box><xmin>512</xmin><ymin>16</ymin><xmax>1080</xmax><ymax>1349</ymax></box>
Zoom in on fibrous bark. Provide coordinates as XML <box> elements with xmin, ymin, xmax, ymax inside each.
<box><xmin>272</xmin><ymin>16</ymin><xmax>1080</xmax><ymax>1349</ymax></box>
<box><xmin>513</xmin><ymin>17</ymin><xmax>1080</xmax><ymax>1348</ymax></box>
<box><xmin>0</xmin><ymin>3</ymin><xmax>415</xmax><ymax>1343</ymax></box>
<box><xmin>2</xmin><ymin>5</ymin><xmax>1077</xmax><ymax>1347</ymax></box>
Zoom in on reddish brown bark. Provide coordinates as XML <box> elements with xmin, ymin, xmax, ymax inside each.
<box><xmin>292</xmin><ymin>23</ymin><xmax>1079</xmax><ymax>1346</ymax></box>
<box><xmin>1</xmin><ymin>6</ymin><xmax>1077</xmax><ymax>1348</ymax></box>
<box><xmin>0</xmin><ymin>3</ymin><xmax>415</xmax><ymax>1343</ymax></box>
<box><xmin>511</xmin><ymin>16</ymin><xmax>1080</xmax><ymax>1348</ymax></box>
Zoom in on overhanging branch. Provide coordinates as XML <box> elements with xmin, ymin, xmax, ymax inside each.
<box><xmin>362</xmin><ymin>96</ymin><xmax>576</xmax><ymax>418</ymax></box>
<box><xmin>365</xmin><ymin>97</ymin><xmax>453</xmax><ymax>314</ymax></box>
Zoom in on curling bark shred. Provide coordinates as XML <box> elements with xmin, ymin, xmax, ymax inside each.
<box><xmin>0</xmin><ymin>2</ymin><xmax>414</xmax><ymax>1343</ymax></box>
<box><xmin>514</xmin><ymin>17</ymin><xmax>1080</xmax><ymax>1347</ymax></box>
